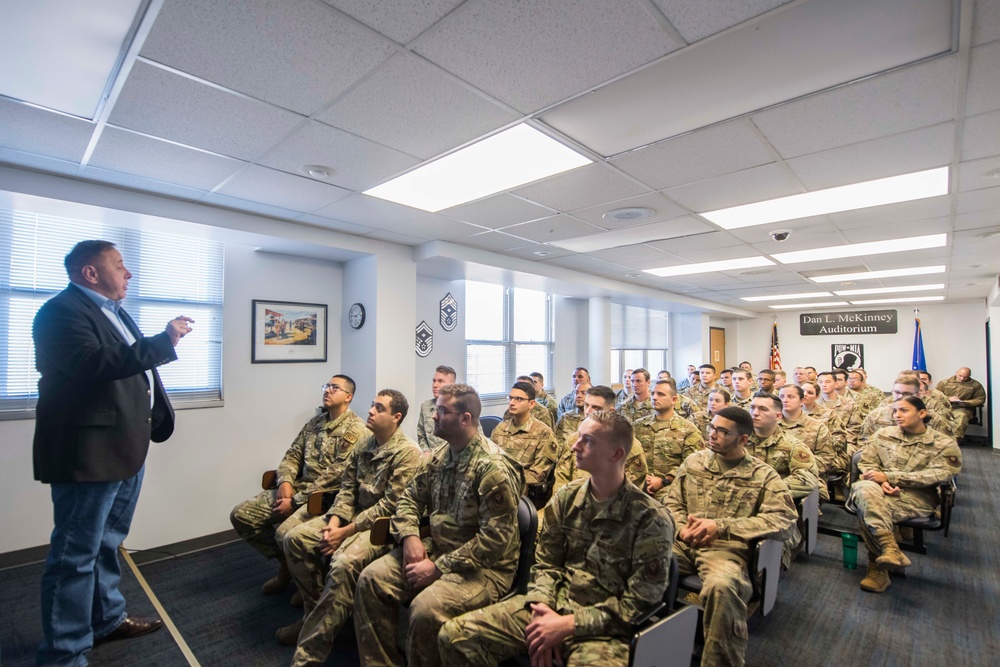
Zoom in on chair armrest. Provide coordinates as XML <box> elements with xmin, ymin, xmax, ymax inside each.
<box><xmin>940</xmin><ymin>479</ymin><xmax>957</xmax><ymax>537</ymax></box>
<box><xmin>630</xmin><ymin>600</ymin><xmax>668</xmax><ymax>631</ymax></box>
<box><xmin>750</xmin><ymin>539</ymin><xmax>782</xmax><ymax>616</ymax></box>
<box><xmin>261</xmin><ymin>470</ymin><xmax>277</xmax><ymax>490</ymax></box>
<box><xmin>526</xmin><ymin>482</ymin><xmax>552</xmax><ymax>510</ymax></box>
<box><xmin>307</xmin><ymin>490</ymin><xmax>339</xmax><ymax>516</ymax></box>
<box><xmin>369</xmin><ymin>515</ymin><xmax>432</xmax><ymax>547</ymax></box>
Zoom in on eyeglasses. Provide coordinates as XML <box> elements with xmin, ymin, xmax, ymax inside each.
<box><xmin>434</xmin><ymin>406</ymin><xmax>464</xmax><ymax>417</ymax></box>
<box><xmin>891</xmin><ymin>390</ymin><xmax>917</xmax><ymax>398</ymax></box>
<box><xmin>322</xmin><ymin>383</ymin><xmax>347</xmax><ymax>393</ymax></box>
<box><xmin>507</xmin><ymin>395</ymin><xmax>529</xmax><ymax>403</ymax></box>
<box><xmin>707</xmin><ymin>424</ymin><xmax>735</xmax><ymax>438</ymax></box>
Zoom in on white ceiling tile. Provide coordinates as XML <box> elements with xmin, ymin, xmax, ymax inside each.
<box><xmin>382</xmin><ymin>215</ymin><xmax>487</xmax><ymax>242</ymax></box>
<box><xmin>727</xmin><ymin>217</ymin><xmax>839</xmax><ymax>245</ymax></box>
<box><xmin>199</xmin><ymin>192</ymin><xmax>305</xmax><ymax>220</ymax></box>
<box><xmin>79</xmin><ymin>166</ymin><xmax>209</xmax><ymax>201</ymax></box>
<box><xmin>257</xmin><ymin>119</ymin><xmax>419</xmax><ymax>191</ymax></box>
<box><xmin>785</xmin><ymin>123</ymin><xmax>954</xmax><ymax>189</ymax></box>
<box><xmin>512</xmin><ymin>163</ymin><xmax>648</xmax><ymax>212</ymax></box>
<box><xmin>215</xmin><ymin>165</ymin><xmax>352</xmax><ymax>211</ymax></box>
<box><xmin>965</xmin><ymin>41</ymin><xmax>1000</xmax><ymax>116</ymax></box>
<box><xmin>958</xmin><ymin>156</ymin><xmax>1000</xmax><ymax>192</ymax></box>
<box><xmin>0</xmin><ymin>147</ymin><xmax>83</xmax><ymax>178</ymax></box>
<box><xmin>838</xmin><ymin>217</ymin><xmax>951</xmax><ymax>243</ymax></box>
<box><xmin>89</xmin><ymin>127</ymin><xmax>245</xmax><ymax>191</ymax></box>
<box><xmin>364</xmin><ymin>228</ymin><xmax>428</xmax><ymax>245</ymax></box>
<box><xmin>957</xmin><ymin>185</ymin><xmax>1000</xmax><ymax>213</ymax></box>
<box><xmin>294</xmin><ymin>212</ymin><xmax>378</xmax><ymax>236</ymax></box>
<box><xmin>539</xmin><ymin>253</ymin><xmax>627</xmax><ymax>273</ymax></box>
<box><xmin>504</xmin><ymin>244</ymin><xmax>577</xmax><ymax>261</ymax></box>
<box><xmin>751</xmin><ymin>55</ymin><xmax>957</xmax><ymax>158</ymax></box>
<box><xmin>412</xmin><ymin>0</ymin><xmax>680</xmax><ymax>113</ymax></box>
<box><xmin>972</xmin><ymin>0</ymin><xmax>1000</xmax><ymax>46</ymax></box>
<box><xmin>752</xmin><ymin>230</ymin><xmax>847</xmax><ymax>256</ymax></box>
<box><xmin>316</xmin><ymin>53</ymin><xmax>516</xmax><ymax>159</ymax></box>
<box><xmin>442</xmin><ymin>194</ymin><xmax>555</xmax><ymax>229</ymax></box>
<box><xmin>962</xmin><ymin>110</ymin><xmax>1000</xmax><ymax>161</ymax></box>
<box><xmin>313</xmin><ymin>192</ymin><xmax>450</xmax><ymax>229</ymax></box>
<box><xmin>650</xmin><ymin>0</ymin><xmax>791</xmax><ymax>44</ymax></box>
<box><xmin>501</xmin><ymin>215</ymin><xmax>606</xmax><ymax>243</ymax></box>
<box><xmin>323</xmin><ymin>0</ymin><xmax>464</xmax><ymax>44</ymax></box>
<box><xmin>954</xmin><ymin>208</ymin><xmax>1000</xmax><ymax>231</ymax></box>
<box><xmin>585</xmin><ymin>244</ymin><xmax>672</xmax><ymax>263</ymax></box>
<box><xmin>653</xmin><ymin>244</ymin><xmax>763</xmax><ymax>264</ymax></box>
<box><xmin>663</xmin><ymin>162</ymin><xmax>802</xmax><ymax>212</ymax></box>
<box><xmin>610</xmin><ymin>119</ymin><xmax>775</xmax><ymax>190</ymax></box>
<box><xmin>456</xmin><ymin>231</ymin><xmax>537</xmax><ymax>252</ymax></box>
<box><xmin>829</xmin><ymin>195</ymin><xmax>953</xmax><ymax>229</ymax></box>
<box><xmin>0</xmin><ymin>97</ymin><xmax>93</xmax><ymax>162</ymax></box>
<box><xmin>646</xmin><ymin>230</ymin><xmax>745</xmax><ymax>254</ymax></box>
<box><xmin>570</xmin><ymin>192</ymin><xmax>689</xmax><ymax>229</ymax></box>
<box><xmin>140</xmin><ymin>0</ymin><xmax>394</xmax><ymax>114</ymax></box>
<box><xmin>109</xmin><ymin>61</ymin><xmax>303</xmax><ymax>161</ymax></box>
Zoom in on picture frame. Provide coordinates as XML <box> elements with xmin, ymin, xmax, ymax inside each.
<box><xmin>251</xmin><ymin>300</ymin><xmax>328</xmax><ymax>363</ymax></box>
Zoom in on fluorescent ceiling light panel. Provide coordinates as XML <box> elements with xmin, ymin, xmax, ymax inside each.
<box><xmin>772</xmin><ymin>234</ymin><xmax>947</xmax><ymax>265</ymax></box>
<box><xmin>702</xmin><ymin>168</ymin><xmax>949</xmax><ymax>230</ymax></box>
<box><xmin>811</xmin><ymin>265</ymin><xmax>946</xmax><ymax>283</ymax></box>
<box><xmin>834</xmin><ymin>283</ymin><xmax>945</xmax><ymax>296</ymax></box>
<box><xmin>769</xmin><ymin>301</ymin><xmax>848</xmax><ymax>309</ymax></box>
<box><xmin>643</xmin><ymin>256</ymin><xmax>773</xmax><ymax>278</ymax></box>
<box><xmin>741</xmin><ymin>292</ymin><xmax>831</xmax><ymax>302</ymax></box>
<box><xmin>850</xmin><ymin>296</ymin><xmax>946</xmax><ymax>305</ymax></box>
<box><xmin>363</xmin><ymin>124</ymin><xmax>591</xmax><ymax>212</ymax></box>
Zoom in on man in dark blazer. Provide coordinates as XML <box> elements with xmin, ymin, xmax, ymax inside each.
<box><xmin>33</xmin><ymin>240</ymin><xmax>193</xmax><ymax>666</ymax></box>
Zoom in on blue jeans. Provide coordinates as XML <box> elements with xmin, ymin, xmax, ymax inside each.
<box><xmin>37</xmin><ymin>466</ymin><xmax>144</xmax><ymax>667</ymax></box>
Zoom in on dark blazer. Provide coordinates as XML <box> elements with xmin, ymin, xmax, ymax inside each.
<box><xmin>32</xmin><ymin>283</ymin><xmax>177</xmax><ymax>484</ymax></box>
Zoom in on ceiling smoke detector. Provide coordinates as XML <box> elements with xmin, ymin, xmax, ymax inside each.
<box><xmin>603</xmin><ymin>207</ymin><xmax>655</xmax><ymax>223</ymax></box>
<box><xmin>301</xmin><ymin>165</ymin><xmax>332</xmax><ymax>179</ymax></box>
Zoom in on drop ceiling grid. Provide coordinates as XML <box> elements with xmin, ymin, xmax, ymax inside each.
<box><xmin>322</xmin><ymin>0</ymin><xmax>466</xmax><ymax>45</ymax></box>
<box><xmin>440</xmin><ymin>194</ymin><xmax>557</xmax><ymax>229</ymax></box>
<box><xmin>511</xmin><ymin>163</ymin><xmax>649</xmax><ymax>212</ymax></box>
<box><xmin>214</xmin><ymin>164</ymin><xmax>353</xmax><ymax>211</ymax></box>
<box><xmin>0</xmin><ymin>97</ymin><xmax>94</xmax><ymax>162</ymax></box>
<box><xmin>649</xmin><ymin>0</ymin><xmax>793</xmax><ymax>44</ymax></box>
<box><xmin>498</xmin><ymin>214</ymin><xmax>607</xmax><ymax>244</ymax></box>
<box><xmin>661</xmin><ymin>162</ymin><xmax>804</xmax><ymax>212</ymax></box>
<box><xmin>964</xmin><ymin>41</ymin><xmax>1000</xmax><ymax>116</ymax></box>
<box><xmin>961</xmin><ymin>110</ymin><xmax>1000</xmax><ymax>160</ymax></box>
<box><xmin>569</xmin><ymin>192</ymin><xmax>689</xmax><ymax>230</ymax></box>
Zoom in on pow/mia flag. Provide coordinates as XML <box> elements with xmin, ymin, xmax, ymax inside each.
<box><xmin>415</xmin><ymin>321</ymin><xmax>433</xmax><ymax>357</ymax></box>
<box><xmin>439</xmin><ymin>292</ymin><xmax>459</xmax><ymax>331</ymax></box>
<box><xmin>831</xmin><ymin>343</ymin><xmax>863</xmax><ymax>372</ymax></box>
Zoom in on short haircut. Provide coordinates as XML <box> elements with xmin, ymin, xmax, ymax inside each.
<box><xmin>831</xmin><ymin>369</ymin><xmax>847</xmax><ymax>381</ymax></box>
<box><xmin>653</xmin><ymin>379</ymin><xmax>676</xmax><ymax>395</ymax></box>
<box><xmin>586</xmin><ymin>385</ymin><xmax>617</xmax><ymax>408</ymax></box>
<box><xmin>719</xmin><ymin>368</ymin><xmax>733</xmax><ymax>376</ymax></box>
<box><xmin>658</xmin><ymin>370</ymin><xmax>672</xmax><ymax>377</ymax></box>
<box><xmin>377</xmin><ymin>389</ymin><xmax>409</xmax><ymax>423</ymax></box>
<box><xmin>918</xmin><ymin>370</ymin><xmax>932</xmax><ymax>380</ymax></box>
<box><xmin>585</xmin><ymin>410</ymin><xmax>633</xmax><ymax>452</ymax></box>
<box><xmin>848</xmin><ymin>370</ymin><xmax>864</xmax><ymax>380</ymax></box>
<box><xmin>895</xmin><ymin>395</ymin><xmax>931</xmax><ymax>423</ymax></box>
<box><xmin>435</xmin><ymin>365</ymin><xmax>457</xmax><ymax>378</ymax></box>
<box><xmin>805</xmin><ymin>366</ymin><xmax>817</xmax><ymax>373</ymax></box>
<box><xmin>774</xmin><ymin>370</ymin><xmax>786</xmax><ymax>379</ymax></box>
<box><xmin>708</xmin><ymin>388</ymin><xmax>731</xmax><ymax>403</ymax></box>
<box><xmin>802</xmin><ymin>381</ymin><xmax>821</xmax><ymax>395</ymax></box>
<box><xmin>699</xmin><ymin>363</ymin><xmax>716</xmax><ymax>372</ymax></box>
<box><xmin>740</xmin><ymin>361</ymin><xmax>752</xmax><ymax>367</ymax></box>
<box><xmin>660</xmin><ymin>376</ymin><xmax>678</xmax><ymax>389</ymax></box>
<box><xmin>817</xmin><ymin>371</ymin><xmax>833</xmax><ymax>379</ymax></box>
<box><xmin>757</xmin><ymin>369</ymin><xmax>775</xmax><ymax>380</ymax></box>
<box><xmin>856</xmin><ymin>367</ymin><xmax>868</xmax><ymax>378</ymax></box>
<box><xmin>893</xmin><ymin>375</ymin><xmax>920</xmax><ymax>389</ymax></box>
<box><xmin>64</xmin><ymin>240</ymin><xmax>117</xmax><ymax>276</ymax></box>
<box><xmin>779</xmin><ymin>384</ymin><xmax>804</xmax><ymax>399</ymax></box>
<box><xmin>753</xmin><ymin>391</ymin><xmax>783</xmax><ymax>411</ymax></box>
<box><xmin>733</xmin><ymin>370</ymin><xmax>752</xmax><ymax>381</ymax></box>
<box><xmin>529</xmin><ymin>371</ymin><xmax>544</xmax><ymax>382</ymax></box>
<box><xmin>631</xmin><ymin>368</ymin><xmax>650</xmax><ymax>382</ymax></box>
<box><xmin>575</xmin><ymin>367</ymin><xmax>590</xmax><ymax>376</ymax></box>
<box><xmin>438</xmin><ymin>383</ymin><xmax>482</xmax><ymax>421</ymax></box>
<box><xmin>715</xmin><ymin>406</ymin><xmax>754</xmax><ymax>436</ymax></box>
<box><xmin>333</xmin><ymin>374</ymin><xmax>356</xmax><ymax>396</ymax></box>
<box><xmin>516</xmin><ymin>375</ymin><xmax>533</xmax><ymax>384</ymax></box>
<box><xmin>511</xmin><ymin>380</ymin><xmax>536</xmax><ymax>400</ymax></box>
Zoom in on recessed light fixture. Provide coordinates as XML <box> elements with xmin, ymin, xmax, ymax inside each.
<box><xmin>768</xmin><ymin>301</ymin><xmax>849</xmax><ymax>309</ymax></box>
<box><xmin>701</xmin><ymin>167</ymin><xmax>949</xmax><ymax>229</ymax></box>
<box><xmin>363</xmin><ymin>124</ymin><xmax>591</xmax><ymax>212</ymax></box>
<box><xmin>741</xmin><ymin>291</ymin><xmax>832</xmax><ymax>302</ymax></box>
<box><xmin>850</xmin><ymin>296</ymin><xmax>946</xmax><ymax>305</ymax></box>
<box><xmin>643</xmin><ymin>256</ymin><xmax>773</xmax><ymax>278</ymax></box>
<box><xmin>533</xmin><ymin>250</ymin><xmax>551</xmax><ymax>256</ymax></box>
<box><xmin>833</xmin><ymin>283</ymin><xmax>945</xmax><ymax>296</ymax></box>
<box><xmin>772</xmin><ymin>234</ymin><xmax>947</xmax><ymax>264</ymax></box>
<box><xmin>603</xmin><ymin>207</ymin><xmax>655</xmax><ymax>222</ymax></box>
<box><xmin>625</xmin><ymin>273</ymin><xmax>643</xmax><ymax>278</ymax></box>
<box><xmin>301</xmin><ymin>165</ymin><xmax>332</xmax><ymax>179</ymax></box>
<box><xmin>811</xmin><ymin>265</ymin><xmax>946</xmax><ymax>283</ymax></box>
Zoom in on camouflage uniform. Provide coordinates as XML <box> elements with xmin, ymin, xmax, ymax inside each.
<box><xmin>731</xmin><ymin>392</ymin><xmax>754</xmax><ymax>411</ymax></box>
<box><xmin>816</xmin><ymin>394</ymin><xmax>856</xmax><ymax>428</ymax></box>
<box><xmin>850</xmin><ymin>387</ymin><xmax>883</xmax><ymax>418</ymax></box>
<box><xmin>552</xmin><ymin>437</ymin><xmax>648</xmax><ymax>495</ymax></box>
<box><xmin>553</xmin><ymin>410</ymin><xmax>585</xmax><ymax>448</ymax></box>
<box><xmin>850</xmin><ymin>426</ymin><xmax>962</xmax><ymax>558</ymax></box>
<box><xmin>860</xmin><ymin>403</ymin><xmax>954</xmax><ymax>443</ymax></box>
<box><xmin>684</xmin><ymin>382</ymin><xmax>715</xmax><ymax>411</ymax></box>
<box><xmin>664</xmin><ymin>450</ymin><xmax>798</xmax><ymax>667</ymax></box>
<box><xmin>614</xmin><ymin>388</ymin><xmax>629</xmax><ymax>409</ymax></box>
<box><xmin>354</xmin><ymin>433</ymin><xmax>524</xmax><ymax>667</ymax></box>
<box><xmin>536</xmin><ymin>390</ymin><xmax>559</xmax><ymax>423</ymax></box>
<box><xmin>417</xmin><ymin>398</ymin><xmax>446</xmax><ymax>453</ymax></box>
<box><xmin>230</xmin><ymin>409</ymin><xmax>366</xmax><ymax>559</ymax></box>
<box><xmin>745</xmin><ymin>430</ymin><xmax>820</xmax><ymax>500</ymax></box>
<box><xmin>633</xmin><ymin>413</ymin><xmax>705</xmax><ymax>495</ymax></box>
<box><xmin>503</xmin><ymin>403</ymin><xmax>555</xmax><ymax>430</ymax></box>
<box><xmin>935</xmin><ymin>375</ymin><xmax>985</xmax><ymax>440</ymax></box>
<box><xmin>779</xmin><ymin>413</ymin><xmax>839</xmax><ymax>500</ymax></box>
<box><xmin>490</xmin><ymin>415</ymin><xmax>560</xmax><ymax>486</ymax></box>
<box><xmin>676</xmin><ymin>394</ymin><xmax>708</xmax><ymax>428</ymax></box>
<box><xmin>557</xmin><ymin>390</ymin><xmax>577</xmax><ymax>419</ymax></box>
<box><xmin>438</xmin><ymin>478</ymin><xmax>674</xmax><ymax>666</ymax></box>
<box><xmin>619</xmin><ymin>394</ymin><xmax>653</xmax><ymax>424</ymax></box>
<box><xmin>285</xmin><ymin>429</ymin><xmax>421</xmax><ymax>667</ymax></box>
<box><xmin>922</xmin><ymin>388</ymin><xmax>954</xmax><ymax>421</ymax></box>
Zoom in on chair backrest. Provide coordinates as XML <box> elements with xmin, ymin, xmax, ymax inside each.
<box><xmin>849</xmin><ymin>450</ymin><xmax>864</xmax><ymax>486</ymax></box>
<box><xmin>480</xmin><ymin>415</ymin><xmax>503</xmax><ymax>438</ymax></box>
<box><xmin>665</xmin><ymin>556</ymin><xmax>680</xmax><ymax>610</ymax></box>
<box><xmin>512</xmin><ymin>496</ymin><xmax>538</xmax><ymax>595</ymax></box>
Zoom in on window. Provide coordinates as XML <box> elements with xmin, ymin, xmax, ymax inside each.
<box><xmin>466</xmin><ymin>282</ymin><xmax>553</xmax><ymax>397</ymax></box>
<box><xmin>0</xmin><ymin>209</ymin><xmax>224</xmax><ymax>416</ymax></box>
<box><xmin>610</xmin><ymin>304</ymin><xmax>669</xmax><ymax>383</ymax></box>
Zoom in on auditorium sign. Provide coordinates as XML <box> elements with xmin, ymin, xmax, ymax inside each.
<box><xmin>799</xmin><ymin>310</ymin><xmax>897</xmax><ymax>336</ymax></box>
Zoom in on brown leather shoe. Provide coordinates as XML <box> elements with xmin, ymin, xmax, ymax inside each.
<box><xmin>96</xmin><ymin>616</ymin><xmax>164</xmax><ymax>643</ymax></box>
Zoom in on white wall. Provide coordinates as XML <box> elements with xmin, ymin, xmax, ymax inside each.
<box><xmin>670</xmin><ymin>313</ymin><xmax>705</xmax><ymax>378</ymax></box>
<box><xmin>414</xmin><ymin>276</ymin><xmax>467</xmax><ymax>407</ymax></box>
<box><xmin>552</xmin><ymin>296</ymin><xmax>587</xmax><ymax>395</ymax></box>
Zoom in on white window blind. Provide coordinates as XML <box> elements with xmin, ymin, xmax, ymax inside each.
<box><xmin>0</xmin><ymin>209</ymin><xmax>224</xmax><ymax>416</ymax></box>
<box><xmin>611</xmin><ymin>304</ymin><xmax>670</xmax><ymax>349</ymax></box>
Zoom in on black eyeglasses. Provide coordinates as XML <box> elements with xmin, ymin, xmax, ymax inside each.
<box><xmin>322</xmin><ymin>383</ymin><xmax>347</xmax><ymax>393</ymax></box>
<box><xmin>707</xmin><ymin>424</ymin><xmax>735</xmax><ymax>438</ymax></box>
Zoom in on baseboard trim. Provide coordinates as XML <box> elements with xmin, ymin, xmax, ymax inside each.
<box><xmin>0</xmin><ymin>544</ymin><xmax>49</xmax><ymax>571</ymax></box>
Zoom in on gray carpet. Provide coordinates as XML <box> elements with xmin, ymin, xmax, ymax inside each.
<box><xmin>2</xmin><ymin>447</ymin><xmax>996</xmax><ymax>666</ymax></box>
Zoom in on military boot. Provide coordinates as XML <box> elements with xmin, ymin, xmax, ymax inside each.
<box><xmin>874</xmin><ymin>530</ymin><xmax>911</xmax><ymax>569</ymax></box>
<box><xmin>275</xmin><ymin>618</ymin><xmax>303</xmax><ymax>646</ymax></box>
<box><xmin>262</xmin><ymin>560</ymin><xmax>292</xmax><ymax>594</ymax></box>
<box><xmin>860</xmin><ymin>561</ymin><xmax>891</xmax><ymax>593</ymax></box>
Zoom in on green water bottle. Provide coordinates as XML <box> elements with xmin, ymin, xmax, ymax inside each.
<box><xmin>841</xmin><ymin>532</ymin><xmax>858</xmax><ymax>570</ymax></box>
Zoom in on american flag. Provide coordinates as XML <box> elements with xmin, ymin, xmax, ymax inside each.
<box><xmin>769</xmin><ymin>321</ymin><xmax>782</xmax><ymax>370</ymax></box>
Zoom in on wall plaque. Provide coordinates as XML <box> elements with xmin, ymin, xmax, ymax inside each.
<box><xmin>831</xmin><ymin>344</ymin><xmax>864</xmax><ymax>371</ymax></box>
<box><xmin>799</xmin><ymin>310</ymin><xmax>897</xmax><ymax>335</ymax></box>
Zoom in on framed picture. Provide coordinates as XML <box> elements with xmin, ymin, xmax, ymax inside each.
<box><xmin>252</xmin><ymin>300</ymin><xmax>328</xmax><ymax>363</ymax></box>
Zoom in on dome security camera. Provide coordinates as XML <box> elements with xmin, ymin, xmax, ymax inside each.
<box><xmin>770</xmin><ymin>229</ymin><xmax>792</xmax><ymax>242</ymax></box>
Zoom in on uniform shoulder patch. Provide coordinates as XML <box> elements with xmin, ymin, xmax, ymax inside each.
<box><xmin>794</xmin><ymin>448</ymin><xmax>812</xmax><ymax>462</ymax></box>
